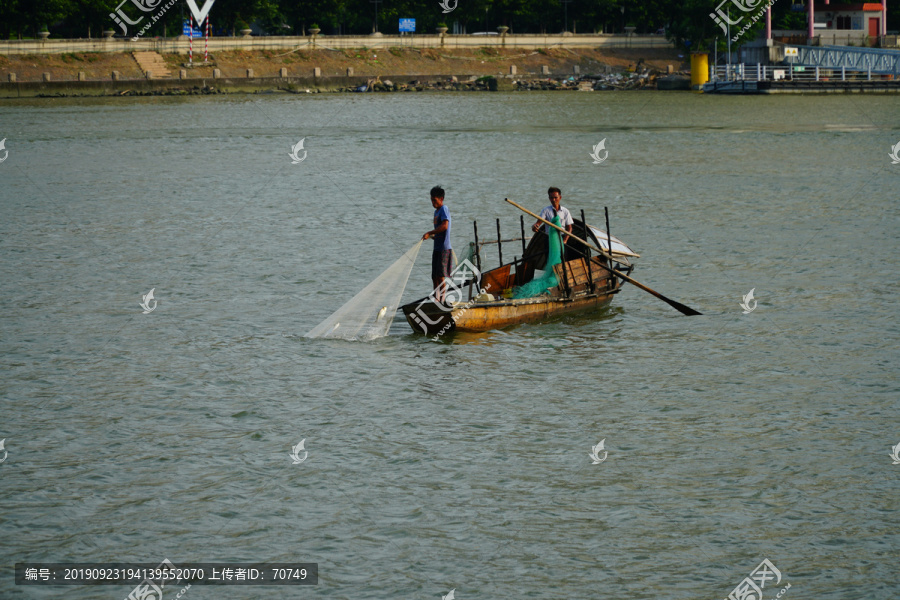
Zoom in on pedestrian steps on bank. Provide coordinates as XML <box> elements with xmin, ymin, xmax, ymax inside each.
<box><xmin>132</xmin><ymin>51</ymin><xmax>172</xmax><ymax>79</ymax></box>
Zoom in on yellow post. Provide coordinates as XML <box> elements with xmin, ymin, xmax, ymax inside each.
<box><xmin>690</xmin><ymin>52</ymin><xmax>709</xmax><ymax>90</ymax></box>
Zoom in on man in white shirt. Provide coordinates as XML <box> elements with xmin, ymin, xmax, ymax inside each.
<box><xmin>532</xmin><ymin>186</ymin><xmax>573</xmax><ymax>245</ymax></box>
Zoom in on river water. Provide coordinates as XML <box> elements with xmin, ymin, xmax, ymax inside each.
<box><xmin>0</xmin><ymin>91</ymin><xmax>898</xmax><ymax>599</ymax></box>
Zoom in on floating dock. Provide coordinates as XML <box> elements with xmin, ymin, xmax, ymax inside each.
<box><xmin>704</xmin><ymin>78</ymin><xmax>900</xmax><ymax>94</ymax></box>
<box><xmin>701</xmin><ymin>44</ymin><xmax>900</xmax><ymax>94</ymax></box>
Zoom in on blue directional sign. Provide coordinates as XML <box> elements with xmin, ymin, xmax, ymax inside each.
<box><xmin>399</xmin><ymin>18</ymin><xmax>415</xmax><ymax>33</ymax></box>
<box><xmin>183</xmin><ymin>19</ymin><xmax>203</xmax><ymax>36</ymax></box>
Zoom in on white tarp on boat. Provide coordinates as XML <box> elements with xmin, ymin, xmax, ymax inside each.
<box><xmin>588</xmin><ymin>226</ymin><xmax>639</xmax><ymax>257</ymax></box>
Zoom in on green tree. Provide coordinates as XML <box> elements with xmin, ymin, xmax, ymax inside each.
<box><xmin>6</xmin><ymin>0</ymin><xmax>890</xmax><ymax>45</ymax></box>
<box><xmin>1</xmin><ymin>0</ymin><xmax>74</xmax><ymax>39</ymax></box>
<box><xmin>68</xmin><ymin>0</ymin><xmax>125</xmax><ymax>38</ymax></box>
<box><xmin>664</xmin><ymin>0</ymin><xmax>721</xmax><ymax>51</ymax></box>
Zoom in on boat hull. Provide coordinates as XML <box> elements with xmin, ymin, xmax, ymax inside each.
<box><xmin>401</xmin><ymin>287</ymin><xmax>620</xmax><ymax>335</ymax></box>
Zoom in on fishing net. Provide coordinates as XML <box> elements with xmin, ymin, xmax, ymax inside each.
<box><xmin>454</xmin><ymin>241</ymin><xmax>476</xmax><ymax>270</ymax></box>
<box><xmin>304</xmin><ymin>240</ymin><xmax>423</xmax><ymax>341</ymax></box>
<box><xmin>513</xmin><ymin>215</ymin><xmax>563</xmax><ymax>299</ymax></box>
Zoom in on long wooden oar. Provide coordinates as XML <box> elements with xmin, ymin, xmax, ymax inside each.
<box><xmin>506</xmin><ymin>198</ymin><xmax>702</xmax><ymax>316</ymax></box>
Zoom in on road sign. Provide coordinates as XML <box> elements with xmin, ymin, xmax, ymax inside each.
<box><xmin>399</xmin><ymin>18</ymin><xmax>415</xmax><ymax>33</ymax></box>
<box><xmin>183</xmin><ymin>20</ymin><xmax>203</xmax><ymax>36</ymax></box>
<box><xmin>785</xmin><ymin>47</ymin><xmax>798</xmax><ymax>56</ymax></box>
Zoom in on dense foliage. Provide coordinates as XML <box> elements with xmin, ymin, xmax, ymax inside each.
<box><xmin>2</xmin><ymin>0</ymin><xmax>897</xmax><ymax>51</ymax></box>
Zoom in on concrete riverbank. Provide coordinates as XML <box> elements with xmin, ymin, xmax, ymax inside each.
<box><xmin>0</xmin><ymin>47</ymin><xmax>686</xmax><ymax>98</ymax></box>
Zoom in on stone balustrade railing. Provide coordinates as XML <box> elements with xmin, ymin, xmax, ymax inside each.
<box><xmin>0</xmin><ymin>33</ymin><xmax>670</xmax><ymax>55</ymax></box>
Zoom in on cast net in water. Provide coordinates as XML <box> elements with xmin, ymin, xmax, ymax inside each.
<box><xmin>512</xmin><ymin>214</ymin><xmax>563</xmax><ymax>299</ymax></box>
<box><xmin>304</xmin><ymin>240</ymin><xmax>423</xmax><ymax>341</ymax></box>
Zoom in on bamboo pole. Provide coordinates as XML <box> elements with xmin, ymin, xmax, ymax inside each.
<box><xmin>496</xmin><ymin>218</ymin><xmax>503</xmax><ymax>266</ymax></box>
<box><xmin>581</xmin><ymin>209</ymin><xmax>593</xmax><ymax>293</ymax></box>
<box><xmin>505</xmin><ymin>198</ymin><xmax>702</xmax><ymax>316</ymax></box>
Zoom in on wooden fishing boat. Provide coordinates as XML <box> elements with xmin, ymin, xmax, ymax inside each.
<box><xmin>401</xmin><ymin>216</ymin><xmax>639</xmax><ymax>335</ymax></box>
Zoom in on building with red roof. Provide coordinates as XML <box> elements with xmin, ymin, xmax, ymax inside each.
<box><xmin>762</xmin><ymin>1</ymin><xmax>887</xmax><ymax>45</ymax></box>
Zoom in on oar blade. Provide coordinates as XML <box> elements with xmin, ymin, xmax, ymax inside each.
<box><xmin>662</xmin><ymin>296</ymin><xmax>703</xmax><ymax>316</ymax></box>
<box><xmin>614</xmin><ymin>270</ymin><xmax>702</xmax><ymax>316</ymax></box>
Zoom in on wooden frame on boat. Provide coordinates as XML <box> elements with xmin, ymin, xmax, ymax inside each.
<box><xmin>401</xmin><ymin>216</ymin><xmax>636</xmax><ymax>335</ymax></box>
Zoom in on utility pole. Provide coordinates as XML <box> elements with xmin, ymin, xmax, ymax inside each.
<box><xmin>370</xmin><ymin>0</ymin><xmax>382</xmax><ymax>33</ymax></box>
<box><xmin>714</xmin><ymin>37</ymin><xmax>718</xmax><ymax>81</ymax></box>
<box><xmin>561</xmin><ymin>0</ymin><xmax>571</xmax><ymax>33</ymax></box>
<box><xmin>726</xmin><ymin>7</ymin><xmax>731</xmax><ymax>82</ymax></box>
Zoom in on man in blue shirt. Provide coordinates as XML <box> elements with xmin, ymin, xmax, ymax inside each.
<box><xmin>422</xmin><ymin>185</ymin><xmax>452</xmax><ymax>303</ymax></box>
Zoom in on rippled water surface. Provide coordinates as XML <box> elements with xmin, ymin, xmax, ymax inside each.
<box><xmin>1</xmin><ymin>92</ymin><xmax>898</xmax><ymax>599</ymax></box>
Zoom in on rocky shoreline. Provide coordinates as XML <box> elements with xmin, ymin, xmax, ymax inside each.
<box><xmin>1</xmin><ymin>70</ymin><xmax>694</xmax><ymax>98</ymax></box>
<box><xmin>333</xmin><ymin>69</ymin><xmax>668</xmax><ymax>92</ymax></box>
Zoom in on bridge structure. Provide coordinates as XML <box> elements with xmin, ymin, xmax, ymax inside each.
<box><xmin>785</xmin><ymin>45</ymin><xmax>900</xmax><ymax>75</ymax></box>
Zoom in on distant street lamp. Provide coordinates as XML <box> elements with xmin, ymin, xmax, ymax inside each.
<box><xmin>620</xmin><ymin>6</ymin><xmax>625</xmax><ymax>33</ymax></box>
